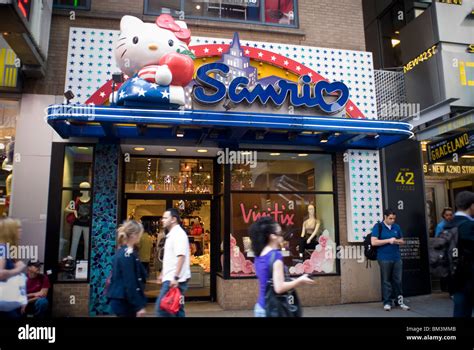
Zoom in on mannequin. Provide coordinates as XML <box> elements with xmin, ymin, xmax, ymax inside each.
<box><xmin>65</xmin><ymin>182</ymin><xmax>91</xmax><ymax>260</ymax></box>
<box><xmin>299</xmin><ymin>204</ymin><xmax>320</xmax><ymax>258</ymax></box>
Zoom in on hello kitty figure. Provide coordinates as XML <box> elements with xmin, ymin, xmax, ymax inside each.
<box><xmin>111</xmin><ymin>15</ymin><xmax>195</xmax><ymax>108</ymax></box>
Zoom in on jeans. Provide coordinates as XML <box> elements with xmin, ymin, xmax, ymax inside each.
<box><xmin>254</xmin><ymin>303</ymin><xmax>266</xmax><ymax>317</ymax></box>
<box><xmin>155</xmin><ymin>280</ymin><xmax>188</xmax><ymax>317</ymax></box>
<box><xmin>25</xmin><ymin>298</ymin><xmax>49</xmax><ymax>319</ymax></box>
<box><xmin>110</xmin><ymin>298</ymin><xmax>138</xmax><ymax>317</ymax></box>
<box><xmin>453</xmin><ymin>291</ymin><xmax>473</xmax><ymax>317</ymax></box>
<box><xmin>378</xmin><ymin>260</ymin><xmax>403</xmax><ymax>306</ymax></box>
<box><xmin>0</xmin><ymin>308</ymin><xmax>21</xmax><ymax>319</ymax></box>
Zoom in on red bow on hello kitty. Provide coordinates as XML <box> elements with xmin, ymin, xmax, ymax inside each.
<box><xmin>156</xmin><ymin>14</ymin><xmax>191</xmax><ymax>45</ymax></box>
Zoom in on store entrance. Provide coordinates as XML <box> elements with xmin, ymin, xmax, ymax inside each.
<box><xmin>124</xmin><ymin>196</ymin><xmax>213</xmax><ymax>300</ymax></box>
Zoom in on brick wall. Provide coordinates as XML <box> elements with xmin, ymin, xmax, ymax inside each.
<box><xmin>24</xmin><ymin>0</ymin><xmax>365</xmax><ymax>96</ymax></box>
<box><xmin>52</xmin><ymin>284</ymin><xmax>90</xmax><ymax>317</ymax></box>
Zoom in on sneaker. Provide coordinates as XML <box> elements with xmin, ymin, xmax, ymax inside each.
<box><xmin>398</xmin><ymin>303</ymin><xmax>410</xmax><ymax>311</ymax></box>
<box><xmin>384</xmin><ymin>304</ymin><xmax>391</xmax><ymax>311</ymax></box>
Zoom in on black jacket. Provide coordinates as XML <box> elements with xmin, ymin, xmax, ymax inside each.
<box><xmin>445</xmin><ymin>215</ymin><xmax>474</xmax><ymax>293</ymax></box>
<box><xmin>107</xmin><ymin>246</ymin><xmax>147</xmax><ymax>311</ymax></box>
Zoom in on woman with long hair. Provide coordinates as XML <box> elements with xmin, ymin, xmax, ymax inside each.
<box><xmin>250</xmin><ymin>216</ymin><xmax>314</xmax><ymax>317</ymax></box>
<box><xmin>107</xmin><ymin>220</ymin><xmax>148</xmax><ymax>317</ymax></box>
<box><xmin>0</xmin><ymin>218</ymin><xmax>26</xmax><ymax>319</ymax></box>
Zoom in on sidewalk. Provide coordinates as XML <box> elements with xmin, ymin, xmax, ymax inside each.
<box><xmin>148</xmin><ymin>292</ymin><xmax>460</xmax><ymax>317</ymax></box>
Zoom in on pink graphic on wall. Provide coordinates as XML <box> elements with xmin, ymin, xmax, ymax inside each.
<box><xmin>221</xmin><ymin>234</ymin><xmax>255</xmax><ymax>276</ymax></box>
<box><xmin>290</xmin><ymin>229</ymin><xmax>335</xmax><ymax>275</ymax></box>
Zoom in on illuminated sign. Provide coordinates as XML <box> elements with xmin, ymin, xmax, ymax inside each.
<box><xmin>403</xmin><ymin>45</ymin><xmax>437</xmax><ymax>73</ymax></box>
<box><xmin>468</xmin><ymin>44</ymin><xmax>474</xmax><ymax>54</ymax></box>
<box><xmin>428</xmin><ymin>130</ymin><xmax>474</xmax><ymax>163</ymax></box>
<box><xmin>459</xmin><ymin>60</ymin><xmax>474</xmax><ymax>86</ymax></box>
<box><xmin>194</xmin><ymin>62</ymin><xmax>350</xmax><ymax>113</ymax></box>
<box><xmin>0</xmin><ymin>48</ymin><xmax>18</xmax><ymax>88</ymax></box>
<box><xmin>424</xmin><ymin>164</ymin><xmax>474</xmax><ymax>175</ymax></box>
<box><xmin>439</xmin><ymin>0</ymin><xmax>462</xmax><ymax>4</ymax></box>
<box><xmin>17</xmin><ymin>0</ymin><xmax>31</xmax><ymax>20</ymax></box>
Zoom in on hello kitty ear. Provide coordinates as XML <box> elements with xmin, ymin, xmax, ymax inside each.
<box><xmin>120</xmin><ymin>15</ymin><xmax>143</xmax><ymax>33</ymax></box>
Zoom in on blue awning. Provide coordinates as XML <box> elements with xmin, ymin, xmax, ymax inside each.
<box><xmin>46</xmin><ymin>104</ymin><xmax>413</xmax><ymax>149</ymax></box>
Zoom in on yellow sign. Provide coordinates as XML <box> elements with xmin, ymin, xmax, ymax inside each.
<box><xmin>404</xmin><ymin>45</ymin><xmax>437</xmax><ymax>73</ymax></box>
<box><xmin>429</xmin><ymin>132</ymin><xmax>471</xmax><ymax>162</ymax></box>
<box><xmin>468</xmin><ymin>44</ymin><xmax>474</xmax><ymax>54</ymax></box>
<box><xmin>424</xmin><ymin>164</ymin><xmax>474</xmax><ymax>175</ymax></box>
<box><xmin>0</xmin><ymin>48</ymin><xmax>18</xmax><ymax>88</ymax></box>
<box><xmin>395</xmin><ymin>171</ymin><xmax>415</xmax><ymax>185</ymax></box>
<box><xmin>439</xmin><ymin>0</ymin><xmax>462</xmax><ymax>4</ymax></box>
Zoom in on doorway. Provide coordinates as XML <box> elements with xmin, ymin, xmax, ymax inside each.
<box><xmin>124</xmin><ymin>196</ymin><xmax>213</xmax><ymax>300</ymax></box>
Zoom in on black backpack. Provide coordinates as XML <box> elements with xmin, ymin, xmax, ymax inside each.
<box><xmin>428</xmin><ymin>226</ymin><xmax>459</xmax><ymax>279</ymax></box>
<box><xmin>364</xmin><ymin>222</ymin><xmax>382</xmax><ymax>263</ymax></box>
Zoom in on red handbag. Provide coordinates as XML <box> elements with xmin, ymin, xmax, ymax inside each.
<box><xmin>160</xmin><ymin>287</ymin><xmax>181</xmax><ymax>314</ymax></box>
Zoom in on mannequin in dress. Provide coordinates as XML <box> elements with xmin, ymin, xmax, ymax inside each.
<box><xmin>299</xmin><ymin>204</ymin><xmax>320</xmax><ymax>258</ymax></box>
<box><xmin>65</xmin><ymin>182</ymin><xmax>91</xmax><ymax>260</ymax></box>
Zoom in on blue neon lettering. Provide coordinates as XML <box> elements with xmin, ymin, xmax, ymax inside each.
<box><xmin>193</xmin><ymin>62</ymin><xmax>350</xmax><ymax>113</ymax></box>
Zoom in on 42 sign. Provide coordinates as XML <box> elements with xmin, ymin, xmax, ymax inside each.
<box><xmin>395</xmin><ymin>171</ymin><xmax>415</xmax><ymax>185</ymax></box>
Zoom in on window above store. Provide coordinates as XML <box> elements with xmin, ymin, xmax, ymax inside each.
<box><xmin>53</xmin><ymin>0</ymin><xmax>91</xmax><ymax>10</ymax></box>
<box><xmin>144</xmin><ymin>0</ymin><xmax>298</xmax><ymax>28</ymax></box>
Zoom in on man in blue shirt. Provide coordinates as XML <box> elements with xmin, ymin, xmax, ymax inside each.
<box><xmin>371</xmin><ymin>209</ymin><xmax>410</xmax><ymax>311</ymax></box>
<box><xmin>435</xmin><ymin>207</ymin><xmax>454</xmax><ymax>237</ymax></box>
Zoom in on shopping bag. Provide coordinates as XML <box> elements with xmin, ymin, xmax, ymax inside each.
<box><xmin>159</xmin><ymin>287</ymin><xmax>181</xmax><ymax>314</ymax></box>
<box><xmin>0</xmin><ymin>273</ymin><xmax>28</xmax><ymax>312</ymax></box>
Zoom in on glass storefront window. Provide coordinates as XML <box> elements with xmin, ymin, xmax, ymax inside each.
<box><xmin>145</xmin><ymin>0</ymin><xmax>297</xmax><ymax>27</ymax></box>
<box><xmin>230</xmin><ymin>193</ymin><xmax>337</xmax><ymax>277</ymax></box>
<box><xmin>231</xmin><ymin>152</ymin><xmax>333</xmax><ymax>192</ymax></box>
<box><xmin>0</xmin><ymin>100</ymin><xmax>17</xmax><ymax>217</ymax></box>
<box><xmin>53</xmin><ymin>0</ymin><xmax>91</xmax><ymax>10</ymax></box>
<box><xmin>58</xmin><ymin>146</ymin><xmax>93</xmax><ymax>281</ymax></box>
<box><xmin>125</xmin><ymin>157</ymin><xmax>213</xmax><ymax>194</ymax></box>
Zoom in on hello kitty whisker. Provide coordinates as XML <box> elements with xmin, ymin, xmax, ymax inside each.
<box><xmin>116</xmin><ymin>42</ymin><xmax>126</xmax><ymax>49</ymax></box>
<box><xmin>120</xmin><ymin>49</ymin><xmax>127</xmax><ymax>58</ymax></box>
<box><xmin>118</xmin><ymin>37</ymin><xmax>127</xmax><ymax>41</ymax></box>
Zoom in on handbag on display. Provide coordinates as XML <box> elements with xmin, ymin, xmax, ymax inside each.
<box><xmin>159</xmin><ymin>287</ymin><xmax>181</xmax><ymax>315</ymax></box>
<box><xmin>0</xmin><ymin>273</ymin><xmax>28</xmax><ymax>312</ymax></box>
<box><xmin>264</xmin><ymin>252</ymin><xmax>302</xmax><ymax>317</ymax></box>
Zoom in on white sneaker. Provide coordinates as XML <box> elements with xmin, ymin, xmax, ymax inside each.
<box><xmin>384</xmin><ymin>304</ymin><xmax>391</xmax><ymax>311</ymax></box>
<box><xmin>398</xmin><ymin>303</ymin><xmax>410</xmax><ymax>311</ymax></box>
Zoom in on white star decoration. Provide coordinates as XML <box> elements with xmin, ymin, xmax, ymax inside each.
<box><xmin>119</xmin><ymin>90</ymin><xmax>126</xmax><ymax>99</ymax></box>
<box><xmin>204</xmin><ymin>47</ymin><xmax>209</xmax><ymax>53</ymax></box>
<box><xmin>99</xmin><ymin>91</ymin><xmax>106</xmax><ymax>97</ymax></box>
<box><xmin>217</xmin><ymin>47</ymin><xmax>223</xmax><ymax>52</ymax></box>
<box><xmin>284</xmin><ymin>60</ymin><xmax>289</xmax><ymax>66</ymax></box>
<box><xmin>271</xmin><ymin>56</ymin><xmax>276</xmax><ymax>61</ymax></box>
<box><xmin>349</xmin><ymin>106</ymin><xmax>354</xmax><ymax>111</ymax></box>
<box><xmin>244</xmin><ymin>49</ymin><xmax>250</xmax><ymax>55</ymax></box>
<box><xmin>150</xmin><ymin>83</ymin><xmax>158</xmax><ymax>89</ymax></box>
<box><xmin>258</xmin><ymin>52</ymin><xmax>263</xmax><ymax>57</ymax></box>
<box><xmin>296</xmin><ymin>66</ymin><xmax>301</xmax><ymax>71</ymax></box>
<box><xmin>161</xmin><ymin>90</ymin><xmax>170</xmax><ymax>99</ymax></box>
<box><xmin>137</xmin><ymin>88</ymin><xmax>146</xmax><ymax>97</ymax></box>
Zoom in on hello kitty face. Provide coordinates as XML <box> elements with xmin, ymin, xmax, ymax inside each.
<box><xmin>115</xmin><ymin>15</ymin><xmax>191</xmax><ymax>77</ymax></box>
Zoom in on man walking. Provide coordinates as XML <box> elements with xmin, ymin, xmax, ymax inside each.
<box><xmin>445</xmin><ymin>191</ymin><xmax>474</xmax><ymax>318</ymax></box>
<box><xmin>371</xmin><ymin>209</ymin><xmax>410</xmax><ymax>311</ymax></box>
<box><xmin>156</xmin><ymin>208</ymin><xmax>191</xmax><ymax>317</ymax></box>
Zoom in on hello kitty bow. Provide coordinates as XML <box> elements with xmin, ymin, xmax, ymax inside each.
<box><xmin>156</xmin><ymin>14</ymin><xmax>191</xmax><ymax>45</ymax></box>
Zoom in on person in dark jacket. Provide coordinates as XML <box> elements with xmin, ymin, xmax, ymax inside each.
<box><xmin>445</xmin><ymin>191</ymin><xmax>474</xmax><ymax>318</ymax></box>
<box><xmin>107</xmin><ymin>220</ymin><xmax>147</xmax><ymax>317</ymax></box>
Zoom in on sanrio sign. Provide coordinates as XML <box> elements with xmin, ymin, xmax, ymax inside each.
<box><xmin>193</xmin><ymin>62</ymin><xmax>350</xmax><ymax>114</ymax></box>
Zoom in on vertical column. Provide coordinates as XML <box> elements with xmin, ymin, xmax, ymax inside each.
<box><xmin>89</xmin><ymin>143</ymin><xmax>119</xmax><ymax>316</ymax></box>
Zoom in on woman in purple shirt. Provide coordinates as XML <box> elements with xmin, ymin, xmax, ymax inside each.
<box><xmin>250</xmin><ymin>217</ymin><xmax>314</xmax><ymax>317</ymax></box>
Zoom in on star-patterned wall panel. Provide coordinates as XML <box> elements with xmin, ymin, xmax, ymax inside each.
<box><xmin>345</xmin><ymin>149</ymin><xmax>383</xmax><ymax>242</ymax></box>
<box><xmin>65</xmin><ymin>27</ymin><xmax>377</xmax><ymax>119</ymax></box>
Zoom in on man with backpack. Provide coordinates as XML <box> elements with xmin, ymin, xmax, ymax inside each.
<box><xmin>444</xmin><ymin>191</ymin><xmax>474</xmax><ymax>318</ymax></box>
<box><xmin>371</xmin><ymin>209</ymin><xmax>410</xmax><ymax>311</ymax></box>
